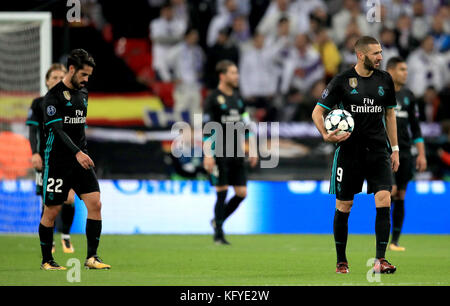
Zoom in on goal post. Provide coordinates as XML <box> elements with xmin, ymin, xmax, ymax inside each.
<box><xmin>0</xmin><ymin>12</ymin><xmax>52</xmax><ymax>96</ymax></box>
<box><xmin>0</xmin><ymin>12</ymin><xmax>52</xmax><ymax>233</ymax></box>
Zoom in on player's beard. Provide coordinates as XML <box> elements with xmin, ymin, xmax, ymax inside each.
<box><xmin>363</xmin><ymin>56</ymin><xmax>378</xmax><ymax>71</ymax></box>
<box><xmin>70</xmin><ymin>74</ymin><xmax>87</xmax><ymax>90</ymax></box>
<box><xmin>226</xmin><ymin>79</ymin><xmax>238</xmax><ymax>89</ymax></box>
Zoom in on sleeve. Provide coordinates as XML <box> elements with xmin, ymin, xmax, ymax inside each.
<box><xmin>43</xmin><ymin>94</ymin><xmax>81</xmax><ymax>155</ymax></box>
<box><xmin>25</xmin><ymin>99</ymin><xmax>41</xmax><ymax>127</ymax></box>
<box><xmin>316</xmin><ymin>75</ymin><xmax>341</xmax><ymax>110</ymax></box>
<box><xmin>202</xmin><ymin>94</ymin><xmax>215</xmax><ymax>141</ymax></box>
<box><xmin>407</xmin><ymin>92</ymin><xmax>423</xmax><ymax>144</ymax></box>
<box><xmin>28</xmin><ymin>125</ymin><xmax>39</xmax><ymax>154</ymax></box>
<box><xmin>26</xmin><ymin>99</ymin><xmax>40</xmax><ymax>154</ymax></box>
<box><xmin>384</xmin><ymin>73</ymin><xmax>397</xmax><ymax>108</ymax></box>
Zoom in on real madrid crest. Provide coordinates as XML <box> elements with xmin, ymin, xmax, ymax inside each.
<box><xmin>63</xmin><ymin>91</ymin><xmax>71</xmax><ymax>101</ymax></box>
<box><xmin>349</xmin><ymin>78</ymin><xmax>358</xmax><ymax>88</ymax></box>
<box><xmin>217</xmin><ymin>95</ymin><xmax>225</xmax><ymax>104</ymax></box>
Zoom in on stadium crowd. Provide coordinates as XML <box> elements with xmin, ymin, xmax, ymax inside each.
<box><xmin>146</xmin><ymin>0</ymin><xmax>450</xmax><ymax>123</ymax></box>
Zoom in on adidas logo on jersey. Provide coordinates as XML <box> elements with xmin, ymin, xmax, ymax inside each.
<box><xmin>350</xmin><ymin>89</ymin><xmax>358</xmax><ymax>95</ymax></box>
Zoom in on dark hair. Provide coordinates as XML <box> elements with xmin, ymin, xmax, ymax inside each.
<box><xmin>386</xmin><ymin>56</ymin><xmax>405</xmax><ymax>70</ymax></box>
<box><xmin>184</xmin><ymin>26</ymin><xmax>198</xmax><ymax>37</ymax></box>
<box><xmin>278</xmin><ymin>16</ymin><xmax>289</xmax><ymax>24</ymax></box>
<box><xmin>354</xmin><ymin>36</ymin><xmax>380</xmax><ymax>52</ymax></box>
<box><xmin>45</xmin><ymin>63</ymin><xmax>67</xmax><ymax>80</ymax></box>
<box><xmin>216</xmin><ymin>60</ymin><xmax>236</xmax><ymax>75</ymax></box>
<box><xmin>67</xmin><ymin>49</ymin><xmax>95</xmax><ymax>71</ymax></box>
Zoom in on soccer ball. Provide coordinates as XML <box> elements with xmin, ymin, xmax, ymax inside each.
<box><xmin>324</xmin><ymin>109</ymin><xmax>354</xmax><ymax>135</ymax></box>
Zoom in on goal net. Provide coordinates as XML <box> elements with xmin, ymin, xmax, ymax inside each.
<box><xmin>0</xmin><ymin>12</ymin><xmax>52</xmax><ymax>233</ymax></box>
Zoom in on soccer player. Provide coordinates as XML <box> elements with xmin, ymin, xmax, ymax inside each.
<box><xmin>386</xmin><ymin>57</ymin><xmax>427</xmax><ymax>251</ymax></box>
<box><xmin>38</xmin><ymin>49</ymin><xmax>110</xmax><ymax>270</ymax></box>
<box><xmin>203</xmin><ymin>60</ymin><xmax>257</xmax><ymax>245</ymax></box>
<box><xmin>26</xmin><ymin>63</ymin><xmax>77</xmax><ymax>254</ymax></box>
<box><xmin>312</xmin><ymin>36</ymin><xmax>400</xmax><ymax>274</ymax></box>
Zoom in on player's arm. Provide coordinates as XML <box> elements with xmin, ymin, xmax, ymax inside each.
<box><xmin>202</xmin><ymin>96</ymin><xmax>215</xmax><ymax>174</ymax></box>
<box><xmin>312</xmin><ymin>76</ymin><xmax>350</xmax><ymax>143</ymax></box>
<box><xmin>44</xmin><ymin>96</ymin><xmax>94</xmax><ymax>170</ymax></box>
<box><xmin>242</xmin><ymin>111</ymin><xmax>258</xmax><ymax>168</ymax></box>
<box><xmin>408</xmin><ymin>94</ymin><xmax>427</xmax><ymax>171</ymax></box>
<box><xmin>385</xmin><ymin>107</ymin><xmax>400</xmax><ymax>172</ymax></box>
<box><xmin>26</xmin><ymin>99</ymin><xmax>42</xmax><ymax>170</ymax></box>
<box><xmin>384</xmin><ymin>73</ymin><xmax>400</xmax><ymax>172</ymax></box>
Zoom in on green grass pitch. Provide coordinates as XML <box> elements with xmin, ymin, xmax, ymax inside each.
<box><xmin>0</xmin><ymin>234</ymin><xmax>448</xmax><ymax>286</ymax></box>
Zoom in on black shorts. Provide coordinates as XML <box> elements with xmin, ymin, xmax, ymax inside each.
<box><xmin>209</xmin><ymin>157</ymin><xmax>247</xmax><ymax>187</ymax></box>
<box><xmin>330</xmin><ymin>145</ymin><xmax>393</xmax><ymax>201</ymax></box>
<box><xmin>42</xmin><ymin>161</ymin><xmax>100</xmax><ymax>206</ymax></box>
<box><xmin>392</xmin><ymin>151</ymin><xmax>414</xmax><ymax>190</ymax></box>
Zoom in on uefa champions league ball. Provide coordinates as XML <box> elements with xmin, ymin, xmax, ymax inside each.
<box><xmin>324</xmin><ymin>109</ymin><xmax>354</xmax><ymax>136</ymax></box>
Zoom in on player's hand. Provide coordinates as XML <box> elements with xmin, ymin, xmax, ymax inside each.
<box><xmin>323</xmin><ymin>129</ymin><xmax>351</xmax><ymax>143</ymax></box>
<box><xmin>416</xmin><ymin>154</ymin><xmax>427</xmax><ymax>172</ymax></box>
<box><xmin>249</xmin><ymin>156</ymin><xmax>258</xmax><ymax>168</ymax></box>
<box><xmin>75</xmin><ymin>151</ymin><xmax>95</xmax><ymax>170</ymax></box>
<box><xmin>391</xmin><ymin>151</ymin><xmax>400</xmax><ymax>172</ymax></box>
<box><xmin>203</xmin><ymin>156</ymin><xmax>215</xmax><ymax>174</ymax></box>
<box><xmin>31</xmin><ymin>153</ymin><xmax>43</xmax><ymax>171</ymax></box>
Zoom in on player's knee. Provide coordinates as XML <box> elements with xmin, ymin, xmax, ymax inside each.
<box><xmin>42</xmin><ymin>205</ymin><xmax>61</xmax><ymax>221</ymax></box>
<box><xmin>375</xmin><ymin>190</ymin><xmax>391</xmax><ymax>207</ymax></box>
<box><xmin>91</xmin><ymin>200</ymin><xmax>102</xmax><ymax>212</ymax></box>
<box><xmin>336</xmin><ymin>201</ymin><xmax>353</xmax><ymax>213</ymax></box>
<box><xmin>235</xmin><ymin>190</ymin><xmax>247</xmax><ymax>198</ymax></box>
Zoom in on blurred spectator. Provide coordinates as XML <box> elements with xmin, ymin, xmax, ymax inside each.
<box><xmin>148</xmin><ymin>0</ymin><xmax>167</xmax><ymax>21</ymax></box>
<box><xmin>292</xmin><ymin>79</ymin><xmax>326</xmax><ymax>122</ymax></box>
<box><xmin>265</xmin><ymin>17</ymin><xmax>294</xmax><ymax>92</ymax></box>
<box><xmin>248</xmin><ymin>0</ymin><xmax>272</xmax><ymax>34</ymax></box>
<box><xmin>395</xmin><ymin>14</ymin><xmax>420</xmax><ymax>59</ymax></box>
<box><xmin>277</xmin><ymin>88</ymin><xmax>304</xmax><ymax>122</ymax></box>
<box><xmin>204</xmin><ymin>27</ymin><xmax>240</xmax><ymax>89</ymax></box>
<box><xmin>417</xmin><ymin>86</ymin><xmax>441</xmax><ymax>122</ymax></box>
<box><xmin>216</xmin><ymin>0</ymin><xmax>251</xmax><ymax>16</ymax></box>
<box><xmin>187</xmin><ymin>0</ymin><xmax>215</xmax><ymax>48</ymax></box>
<box><xmin>437</xmin><ymin>5</ymin><xmax>450</xmax><ymax>33</ymax></box>
<box><xmin>436</xmin><ymin>84</ymin><xmax>450</xmax><ymax>122</ymax></box>
<box><xmin>257</xmin><ymin>0</ymin><xmax>300</xmax><ymax>38</ymax></box>
<box><xmin>292</xmin><ymin>0</ymin><xmax>328</xmax><ymax>34</ymax></box>
<box><xmin>313</xmin><ymin>27</ymin><xmax>341</xmax><ymax>81</ymax></box>
<box><xmin>383</xmin><ymin>0</ymin><xmax>413</xmax><ymax>23</ymax></box>
<box><xmin>206</xmin><ymin>0</ymin><xmax>239</xmax><ymax>47</ymax></box>
<box><xmin>80</xmin><ymin>0</ymin><xmax>107</xmax><ymax>31</ymax></box>
<box><xmin>437</xmin><ymin>120</ymin><xmax>450</xmax><ymax>181</ymax></box>
<box><xmin>308</xmin><ymin>6</ymin><xmax>330</xmax><ymax>34</ymax></box>
<box><xmin>239</xmin><ymin>32</ymin><xmax>289</xmax><ymax>121</ymax></box>
<box><xmin>331</xmin><ymin>0</ymin><xmax>370</xmax><ymax>47</ymax></box>
<box><xmin>170</xmin><ymin>0</ymin><xmax>189</xmax><ymax>25</ymax></box>
<box><xmin>164</xmin><ymin>28</ymin><xmax>205</xmax><ymax>120</ymax></box>
<box><xmin>150</xmin><ymin>3</ymin><xmax>187</xmax><ymax>81</ymax></box>
<box><xmin>379</xmin><ymin>27</ymin><xmax>399</xmax><ymax>70</ymax></box>
<box><xmin>339</xmin><ymin>34</ymin><xmax>358</xmax><ymax>72</ymax></box>
<box><xmin>366</xmin><ymin>4</ymin><xmax>395</xmax><ymax>40</ymax></box>
<box><xmin>280</xmin><ymin>33</ymin><xmax>325</xmax><ymax>94</ymax></box>
<box><xmin>229</xmin><ymin>15</ymin><xmax>252</xmax><ymax>47</ymax></box>
<box><xmin>430</xmin><ymin>15</ymin><xmax>450</xmax><ymax>53</ymax></box>
<box><xmin>407</xmin><ymin>35</ymin><xmax>447</xmax><ymax>98</ymax></box>
<box><xmin>411</xmin><ymin>0</ymin><xmax>431</xmax><ymax>41</ymax></box>
<box><xmin>423</xmin><ymin>0</ymin><xmax>445</xmax><ymax>17</ymax></box>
